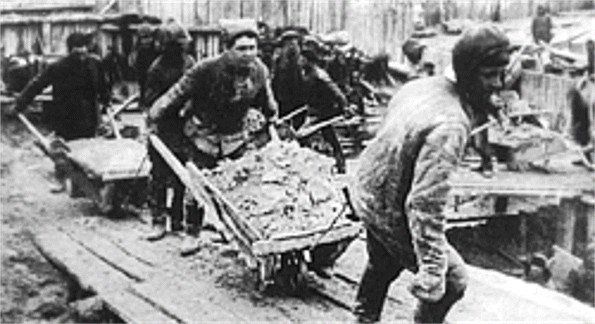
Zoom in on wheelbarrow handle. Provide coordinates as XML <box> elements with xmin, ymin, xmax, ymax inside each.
<box><xmin>18</xmin><ymin>113</ymin><xmax>51</xmax><ymax>151</ymax></box>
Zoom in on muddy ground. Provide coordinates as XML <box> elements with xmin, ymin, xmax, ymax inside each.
<box><xmin>2</xmin><ymin>108</ymin><xmax>582</xmax><ymax>323</ymax></box>
<box><xmin>1</xmin><ymin>114</ymin><xmax>75</xmax><ymax>323</ymax></box>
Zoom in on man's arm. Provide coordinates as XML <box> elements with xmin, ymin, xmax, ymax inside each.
<box><xmin>15</xmin><ymin>66</ymin><xmax>53</xmax><ymax>112</ymax></box>
<box><xmin>319</xmin><ymin>69</ymin><xmax>348</xmax><ymax>109</ymax></box>
<box><xmin>148</xmin><ymin>61</ymin><xmax>202</xmax><ymax>122</ymax></box>
<box><xmin>255</xmin><ymin>64</ymin><xmax>279</xmax><ymax>121</ymax></box>
<box><xmin>143</xmin><ymin>63</ymin><xmax>164</xmax><ymax>108</ymax></box>
<box><xmin>405</xmin><ymin>121</ymin><xmax>468</xmax><ymax>302</ymax></box>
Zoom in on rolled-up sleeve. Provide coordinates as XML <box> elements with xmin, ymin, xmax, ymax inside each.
<box><xmin>405</xmin><ymin>122</ymin><xmax>467</xmax><ymax>283</ymax></box>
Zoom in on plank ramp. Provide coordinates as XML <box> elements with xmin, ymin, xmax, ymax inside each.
<box><xmin>33</xmin><ymin>219</ymin><xmax>595</xmax><ymax>323</ymax></box>
<box><xmin>332</xmin><ymin>238</ymin><xmax>595</xmax><ymax>323</ymax></box>
<box><xmin>32</xmin><ymin>222</ymin><xmax>355</xmax><ymax>323</ymax></box>
<box><xmin>32</xmin><ymin>225</ymin><xmax>178</xmax><ymax>324</ymax></box>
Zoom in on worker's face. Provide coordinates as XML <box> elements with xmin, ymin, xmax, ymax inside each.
<box><xmin>470</xmin><ymin>65</ymin><xmax>507</xmax><ymax>108</ymax></box>
<box><xmin>229</xmin><ymin>36</ymin><xmax>258</xmax><ymax>62</ymax></box>
<box><xmin>70</xmin><ymin>46</ymin><xmax>88</xmax><ymax>60</ymax></box>
<box><xmin>283</xmin><ymin>38</ymin><xmax>300</xmax><ymax>57</ymax></box>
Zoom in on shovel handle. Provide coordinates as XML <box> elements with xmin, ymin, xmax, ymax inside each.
<box><xmin>268</xmin><ymin>124</ymin><xmax>280</xmax><ymax>143</ymax></box>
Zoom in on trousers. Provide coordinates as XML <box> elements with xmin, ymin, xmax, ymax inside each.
<box><xmin>353</xmin><ymin>231</ymin><xmax>468</xmax><ymax>323</ymax></box>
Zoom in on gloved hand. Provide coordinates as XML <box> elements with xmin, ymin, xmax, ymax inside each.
<box><xmin>409</xmin><ymin>270</ymin><xmax>446</xmax><ymax>302</ymax></box>
<box><xmin>146</xmin><ymin>118</ymin><xmax>159</xmax><ymax>135</ymax></box>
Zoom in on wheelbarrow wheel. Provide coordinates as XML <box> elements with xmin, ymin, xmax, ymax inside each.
<box><xmin>97</xmin><ymin>182</ymin><xmax>116</xmax><ymax>214</ymax></box>
<box><xmin>276</xmin><ymin>252</ymin><xmax>307</xmax><ymax>295</ymax></box>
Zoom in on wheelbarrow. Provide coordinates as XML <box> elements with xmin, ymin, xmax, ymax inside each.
<box><xmin>18</xmin><ymin>113</ymin><xmax>151</xmax><ymax>214</ymax></box>
<box><xmin>149</xmin><ymin>134</ymin><xmax>362</xmax><ymax>293</ymax></box>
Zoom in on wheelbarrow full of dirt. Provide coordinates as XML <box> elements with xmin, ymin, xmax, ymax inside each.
<box><xmin>150</xmin><ymin>135</ymin><xmax>362</xmax><ymax>293</ymax></box>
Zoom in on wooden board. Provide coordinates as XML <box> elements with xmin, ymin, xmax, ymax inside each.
<box><xmin>450</xmin><ymin>165</ymin><xmax>594</xmax><ymax>199</ymax></box>
<box><xmin>332</xmin><ymin>237</ymin><xmax>595</xmax><ymax>323</ymax></box>
<box><xmin>252</xmin><ymin>222</ymin><xmax>362</xmax><ymax>256</ymax></box>
<box><xmin>58</xmin><ymin>224</ymin><xmax>155</xmax><ymax>281</ymax></box>
<box><xmin>32</xmin><ymin>225</ymin><xmax>178</xmax><ymax>324</ymax></box>
<box><xmin>131</xmin><ymin>277</ymin><xmax>242</xmax><ymax>323</ymax></box>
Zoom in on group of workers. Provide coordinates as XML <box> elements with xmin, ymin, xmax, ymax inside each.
<box><xmin>10</xmin><ymin>14</ymin><xmax>562</xmax><ymax>322</ymax></box>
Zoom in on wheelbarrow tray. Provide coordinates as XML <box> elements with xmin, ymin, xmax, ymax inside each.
<box><xmin>65</xmin><ymin>138</ymin><xmax>150</xmax><ymax>182</ymax></box>
<box><xmin>59</xmin><ymin>138</ymin><xmax>150</xmax><ymax>213</ymax></box>
<box><xmin>195</xmin><ymin>166</ymin><xmax>361</xmax><ymax>288</ymax></box>
<box><xmin>188</xmin><ymin>163</ymin><xmax>361</xmax><ymax>258</ymax></box>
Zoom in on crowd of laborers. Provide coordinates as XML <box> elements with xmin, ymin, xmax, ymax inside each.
<box><xmin>8</xmin><ymin>13</ymin><xmax>594</xmax><ymax>323</ymax></box>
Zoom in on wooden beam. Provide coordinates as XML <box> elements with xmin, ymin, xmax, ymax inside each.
<box><xmin>148</xmin><ymin>135</ymin><xmax>208</xmax><ymax>205</ymax></box>
<box><xmin>252</xmin><ymin>223</ymin><xmax>361</xmax><ymax>257</ymax></box>
<box><xmin>32</xmin><ymin>226</ymin><xmax>177</xmax><ymax>324</ymax></box>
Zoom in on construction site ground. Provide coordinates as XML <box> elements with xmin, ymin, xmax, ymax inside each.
<box><xmin>2</xmin><ymin>113</ymin><xmax>595</xmax><ymax>323</ymax></box>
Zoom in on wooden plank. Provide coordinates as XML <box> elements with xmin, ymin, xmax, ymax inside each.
<box><xmin>131</xmin><ymin>274</ymin><xmax>259</xmax><ymax>322</ymax></box>
<box><xmin>334</xmin><ymin>237</ymin><xmax>595</xmax><ymax>322</ymax></box>
<box><xmin>148</xmin><ymin>135</ymin><xmax>212</xmax><ymax>208</ymax></box>
<box><xmin>32</xmin><ymin>226</ymin><xmax>177</xmax><ymax>324</ymax></box>
<box><xmin>102</xmin><ymin>290</ymin><xmax>180</xmax><ymax>324</ymax></box>
<box><xmin>252</xmin><ymin>223</ymin><xmax>361</xmax><ymax>256</ymax></box>
<box><xmin>58</xmin><ymin>225</ymin><xmax>155</xmax><ymax>282</ymax></box>
<box><xmin>33</xmin><ymin>226</ymin><xmax>132</xmax><ymax>293</ymax></box>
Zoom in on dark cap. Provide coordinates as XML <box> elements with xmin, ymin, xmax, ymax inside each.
<box><xmin>220</xmin><ymin>19</ymin><xmax>258</xmax><ymax>47</ymax></box>
<box><xmin>452</xmin><ymin>24</ymin><xmax>511</xmax><ymax>84</ymax></box>
<box><xmin>66</xmin><ymin>32</ymin><xmax>89</xmax><ymax>51</ymax></box>
<box><xmin>278</xmin><ymin>30</ymin><xmax>301</xmax><ymax>43</ymax></box>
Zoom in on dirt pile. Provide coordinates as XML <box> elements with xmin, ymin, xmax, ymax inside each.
<box><xmin>206</xmin><ymin>142</ymin><xmax>347</xmax><ymax>238</ymax></box>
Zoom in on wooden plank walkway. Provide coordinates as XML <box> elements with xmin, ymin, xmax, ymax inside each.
<box><xmin>32</xmin><ymin>217</ymin><xmax>595</xmax><ymax>323</ymax></box>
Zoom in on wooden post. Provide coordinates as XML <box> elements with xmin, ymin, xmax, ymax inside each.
<box><xmin>557</xmin><ymin>198</ymin><xmax>579</xmax><ymax>253</ymax></box>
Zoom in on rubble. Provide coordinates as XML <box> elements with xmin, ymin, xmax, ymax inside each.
<box><xmin>205</xmin><ymin>142</ymin><xmax>347</xmax><ymax>239</ymax></box>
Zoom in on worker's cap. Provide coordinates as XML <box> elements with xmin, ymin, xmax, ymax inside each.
<box><xmin>402</xmin><ymin>38</ymin><xmax>426</xmax><ymax>54</ymax></box>
<box><xmin>160</xmin><ymin>20</ymin><xmax>191</xmax><ymax>45</ymax></box>
<box><xmin>452</xmin><ymin>24</ymin><xmax>511</xmax><ymax>83</ymax></box>
<box><xmin>66</xmin><ymin>32</ymin><xmax>89</xmax><ymax>50</ymax></box>
<box><xmin>220</xmin><ymin>19</ymin><xmax>259</xmax><ymax>47</ymax></box>
<box><xmin>302</xmin><ymin>35</ymin><xmax>323</xmax><ymax>49</ymax></box>
<box><xmin>138</xmin><ymin>22</ymin><xmax>154</xmax><ymax>37</ymax></box>
<box><xmin>402</xmin><ymin>38</ymin><xmax>426</xmax><ymax>62</ymax></box>
<box><xmin>277</xmin><ymin>30</ymin><xmax>301</xmax><ymax>43</ymax></box>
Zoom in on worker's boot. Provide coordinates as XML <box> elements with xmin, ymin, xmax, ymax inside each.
<box><xmin>146</xmin><ymin>211</ymin><xmax>167</xmax><ymax>242</ymax></box>
<box><xmin>146</xmin><ymin>223</ymin><xmax>167</xmax><ymax>242</ymax></box>
<box><xmin>413</xmin><ymin>282</ymin><xmax>464</xmax><ymax>324</ymax></box>
<box><xmin>179</xmin><ymin>234</ymin><xmax>203</xmax><ymax>257</ymax></box>
<box><xmin>49</xmin><ymin>181</ymin><xmax>66</xmax><ymax>194</ymax></box>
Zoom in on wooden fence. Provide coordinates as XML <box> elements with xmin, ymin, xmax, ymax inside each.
<box><xmin>0</xmin><ymin>14</ymin><xmax>104</xmax><ymax>55</ymax></box>
<box><xmin>1</xmin><ymin>0</ymin><xmax>593</xmax><ymax>58</ymax></box>
<box><xmin>519</xmin><ymin>70</ymin><xmax>577</xmax><ymax>133</ymax></box>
